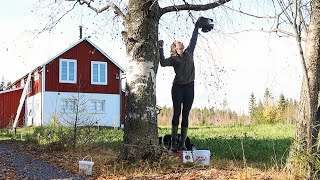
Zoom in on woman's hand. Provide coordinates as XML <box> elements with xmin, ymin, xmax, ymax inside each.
<box><xmin>159</xmin><ymin>40</ymin><xmax>164</xmax><ymax>48</ymax></box>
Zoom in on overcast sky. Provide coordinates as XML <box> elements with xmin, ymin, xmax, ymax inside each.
<box><xmin>0</xmin><ymin>0</ymin><xmax>302</xmax><ymax>115</ymax></box>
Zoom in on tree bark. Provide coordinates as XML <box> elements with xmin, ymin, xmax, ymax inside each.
<box><xmin>307</xmin><ymin>0</ymin><xmax>320</xmax><ymax>157</ymax></box>
<box><xmin>287</xmin><ymin>1</ymin><xmax>320</xmax><ymax>177</ymax></box>
<box><xmin>122</xmin><ymin>0</ymin><xmax>162</xmax><ymax>162</ymax></box>
<box><xmin>307</xmin><ymin>2</ymin><xmax>320</xmax><ymax>177</ymax></box>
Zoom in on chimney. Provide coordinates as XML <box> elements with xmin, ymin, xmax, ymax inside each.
<box><xmin>79</xmin><ymin>25</ymin><xmax>83</xmax><ymax>39</ymax></box>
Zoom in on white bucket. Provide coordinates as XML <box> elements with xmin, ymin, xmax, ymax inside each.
<box><xmin>182</xmin><ymin>151</ymin><xmax>193</xmax><ymax>163</ymax></box>
<box><xmin>192</xmin><ymin>150</ymin><xmax>211</xmax><ymax>166</ymax></box>
<box><xmin>79</xmin><ymin>155</ymin><xmax>94</xmax><ymax>175</ymax></box>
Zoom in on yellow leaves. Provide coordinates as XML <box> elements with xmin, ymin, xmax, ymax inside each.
<box><xmin>262</xmin><ymin>104</ymin><xmax>283</xmax><ymax>124</ymax></box>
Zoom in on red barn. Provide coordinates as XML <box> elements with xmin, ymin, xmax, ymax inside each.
<box><xmin>0</xmin><ymin>37</ymin><xmax>126</xmax><ymax>128</ymax></box>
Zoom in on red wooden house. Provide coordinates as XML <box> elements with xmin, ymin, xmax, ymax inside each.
<box><xmin>0</xmin><ymin>37</ymin><xmax>126</xmax><ymax>128</ymax></box>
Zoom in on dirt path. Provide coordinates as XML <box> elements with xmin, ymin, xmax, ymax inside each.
<box><xmin>0</xmin><ymin>141</ymin><xmax>84</xmax><ymax>180</ymax></box>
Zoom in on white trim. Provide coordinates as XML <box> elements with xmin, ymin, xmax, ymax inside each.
<box><xmin>59</xmin><ymin>58</ymin><xmax>77</xmax><ymax>84</ymax></box>
<box><xmin>86</xmin><ymin>38</ymin><xmax>125</xmax><ymax>72</ymax></box>
<box><xmin>41</xmin><ymin>37</ymin><xmax>125</xmax><ymax>72</ymax></box>
<box><xmin>0</xmin><ymin>87</ymin><xmax>24</xmax><ymax>94</ymax></box>
<box><xmin>12</xmin><ymin>72</ymin><xmax>32</xmax><ymax>128</ymax></box>
<box><xmin>119</xmin><ymin>69</ymin><xmax>122</xmax><ymax>125</ymax></box>
<box><xmin>91</xmin><ymin>61</ymin><xmax>108</xmax><ymax>85</ymax></box>
<box><xmin>90</xmin><ymin>99</ymin><xmax>106</xmax><ymax>114</ymax></box>
<box><xmin>41</xmin><ymin>66</ymin><xmax>45</xmax><ymax>126</ymax></box>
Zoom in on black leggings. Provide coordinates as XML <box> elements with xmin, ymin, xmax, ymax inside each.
<box><xmin>171</xmin><ymin>81</ymin><xmax>194</xmax><ymax>128</ymax></box>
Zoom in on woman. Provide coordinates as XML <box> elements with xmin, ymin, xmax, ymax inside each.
<box><xmin>159</xmin><ymin>17</ymin><xmax>205</xmax><ymax>152</ymax></box>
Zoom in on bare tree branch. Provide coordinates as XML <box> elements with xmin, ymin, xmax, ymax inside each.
<box><xmin>160</xmin><ymin>0</ymin><xmax>231</xmax><ymax>16</ymax></box>
<box><xmin>223</xmin><ymin>5</ymin><xmax>277</xmax><ymax>19</ymax></box>
<box><xmin>227</xmin><ymin>27</ymin><xmax>306</xmax><ymax>41</ymax></box>
<box><xmin>276</xmin><ymin>0</ymin><xmax>294</xmax><ymax>25</ymax></box>
<box><xmin>67</xmin><ymin>0</ymin><xmax>126</xmax><ymax>20</ymax></box>
<box><xmin>36</xmin><ymin>1</ymin><xmax>78</xmax><ymax>36</ymax></box>
<box><xmin>299</xmin><ymin>8</ymin><xmax>308</xmax><ymax>34</ymax></box>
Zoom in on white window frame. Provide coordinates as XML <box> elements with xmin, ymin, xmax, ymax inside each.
<box><xmin>59</xmin><ymin>58</ymin><xmax>77</xmax><ymax>84</ymax></box>
<box><xmin>91</xmin><ymin>61</ymin><xmax>108</xmax><ymax>85</ymax></box>
<box><xmin>61</xmin><ymin>99</ymin><xmax>77</xmax><ymax>113</ymax></box>
<box><xmin>90</xmin><ymin>99</ymin><xmax>106</xmax><ymax>113</ymax></box>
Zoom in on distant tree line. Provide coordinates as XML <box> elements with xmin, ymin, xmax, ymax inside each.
<box><xmin>158</xmin><ymin>106</ymin><xmax>248</xmax><ymax>126</ymax></box>
<box><xmin>158</xmin><ymin>88</ymin><xmax>298</xmax><ymax>126</ymax></box>
<box><xmin>249</xmin><ymin>88</ymin><xmax>298</xmax><ymax>124</ymax></box>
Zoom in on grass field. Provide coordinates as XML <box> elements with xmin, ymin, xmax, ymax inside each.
<box><xmin>159</xmin><ymin>124</ymin><xmax>295</xmax><ymax>169</ymax></box>
<box><xmin>0</xmin><ymin>123</ymin><xmax>295</xmax><ymax>170</ymax></box>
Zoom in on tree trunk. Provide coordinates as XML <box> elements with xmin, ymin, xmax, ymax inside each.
<box><xmin>286</xmin><ymin>79</ymin><xmax>310</xmax><ymax>174</ymax></box>
<box><xmin>308</xmin><ymin>0</ymin><xmax>320</xmax><ymax>157</ymax></box>
<box><xmin>122</xmin><ymin>0</ymin><xmax>162</xmax><ymax>162</ymax></box>
<box><xmin>288</xmin><ymin>1</ymin><xmax>320</xmax><ymax>177</ymax></box>
<box><xmin>307</xmin><ymin>2</ymin><xmax>320</xmax><ymax>177</ymax></box>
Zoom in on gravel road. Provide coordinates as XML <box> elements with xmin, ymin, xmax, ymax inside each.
<box><xmin>0</xmin><ymin>141</ymin><xmax>85</xmax><ymax>180</ymax></box>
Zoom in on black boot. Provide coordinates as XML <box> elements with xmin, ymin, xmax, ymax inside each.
<box><xmin>171</xmin><ymin>126</ymin><xmax>178</xmax><ymax>152</ymax></box>
<box><xmin>178</xmin><ymin>127</ymin><xmax>188</xmax><ymax>151</ymax></box>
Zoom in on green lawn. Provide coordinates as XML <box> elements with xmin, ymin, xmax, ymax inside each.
<box><xmin>1</xmin><ymin>124</ymin><xmax>295</xmax><ymax>169</ymax></box>
<box><xmin>159</xmin><ymin>124</ymin><xmax>295</xmax><ymax>168</ymax></box>
<box><xmin>0</xmin><ymin>127</ymin><xmax>35</xmax><ymax>141</ymax></box>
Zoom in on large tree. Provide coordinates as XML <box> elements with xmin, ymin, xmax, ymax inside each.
<box><xmin>295</xmin><ymin>1</ymin><xmax>320</xmax><ymax>177</ymax></box>
<box><xmin>271</xmin><ymin>0</ymin><xmax>320</xmax><ymax>178</ymax></box>
<box><xmin>44</xmin><ymin>0</ymin><xmax>231</xmax><ymax>162</ymax></box>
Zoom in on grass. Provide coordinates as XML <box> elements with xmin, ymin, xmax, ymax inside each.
<box><xmin>0</xmin><ymin>123</ymin><xmax>296</xmax><ymax>177</ymax></box>
<box><xmin>159</xmin><ymin>123</ymin><xmax>295</xmax><ymax>169</ymax></box>
<box><xmin>0</xmin><ymin>126</ymin><xmax>37</xmax><ymax>141</ymax></box>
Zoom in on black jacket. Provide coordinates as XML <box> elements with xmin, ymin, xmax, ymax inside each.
<box><xmin>160</xmin><ymin>27</ymin><xmax>199</xmax><ymax>84</ymax></box>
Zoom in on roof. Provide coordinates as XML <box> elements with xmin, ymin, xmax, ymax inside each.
<box><xmin>0</xmin><ymin>87</ymin><xmax>24</xmax><ymax>95</ymax></box>
<box><xmin>9</xmin><ymin>37</ymin><xmax>125</xmax><ymax>88</ymax></box>
<box><xmin>42</xmin><ymin>37</ymin><xmax>125</xmax><ymax>72</ymax></box>
<box><xmin>8</xmin><ymin>68</ymin><xmax>41</xmax><ymax>89</ymax></box>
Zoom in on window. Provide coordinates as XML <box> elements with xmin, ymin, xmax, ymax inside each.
<box><xmin>27</xmin><ymin>80</ymin><xmax>32</xmax><ymax>94</ymax></box>
<box><xmin>90</xmin><ymin>100</ymin><xmax>105</xmax><ymax>113</ymax></box>
<box><xmin>91</xmin><ymin>61</ymin><xmax>107</xmax><ymax>85</ymax></box>
<box><xmin>61</xmin><ymin>99</ymin><xmax>77</xmax><ymax>113</ymax></box>
<box><xmin>59</xmin><ymin>59</ymin><xmax>77</xmax><ymax>83</ymax></box>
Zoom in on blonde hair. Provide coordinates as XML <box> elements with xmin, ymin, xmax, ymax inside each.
<box><xmin>170</xmin><ymin>41</ymin><xmax>184</xmax><ymax>56</ymax></box>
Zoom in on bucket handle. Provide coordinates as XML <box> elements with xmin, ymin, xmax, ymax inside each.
<box><xmin>82</xmin><ymin>155</ymin><xmax>92</xmax><ymax>162</ymax></box>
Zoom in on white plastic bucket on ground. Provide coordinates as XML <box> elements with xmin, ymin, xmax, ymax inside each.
<box><xmin>182</xmin><ymin>151</ymin><xmax>194</xmax><ymax>163</ymax></box>
<box><xmin>79</xmin><ymin>155</ymin><xmax>94</xmax><ymax>175</ymax></box>
<box><xmin>192</xmin><ymin>150</ymin><xmax>211</xmax><ymax>165</ymax></box>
